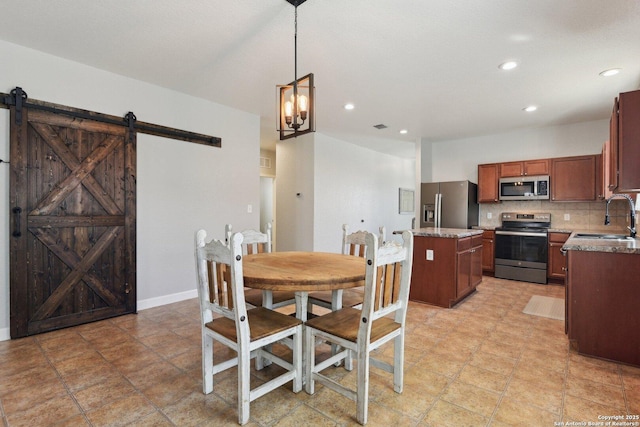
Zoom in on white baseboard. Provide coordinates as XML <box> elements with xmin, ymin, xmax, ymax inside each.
<box><xmin>0</xmin><ymin>289</ymin><xmax>199</xmax><ymax>342</ymax></box>
<box><xmin>137</xmin><ymin>289</ymin><xmax>198</xmax><ymax>311</ymax></box>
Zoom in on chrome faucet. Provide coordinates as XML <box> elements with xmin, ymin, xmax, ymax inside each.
<box><xmin>604</xmin><ymin>194</ymin><xmax>636</xmax><ymax>238</ymax></box>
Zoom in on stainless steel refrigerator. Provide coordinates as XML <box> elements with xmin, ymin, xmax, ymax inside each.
<box><xmin>420</xmin><ymin>181</ymin><xmax>479</xmax><ymax>229</ymax></box>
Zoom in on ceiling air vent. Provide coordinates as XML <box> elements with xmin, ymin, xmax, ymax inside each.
<box><xmin>373</xmin><ymin>124</ymin><xmax>388</xmax><ymax>130</ymax></box>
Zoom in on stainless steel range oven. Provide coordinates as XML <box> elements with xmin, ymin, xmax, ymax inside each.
<box><xmin>494</xmin><ymin>212</ymin><xmax>551</xmax><ymax>284</ymax></box>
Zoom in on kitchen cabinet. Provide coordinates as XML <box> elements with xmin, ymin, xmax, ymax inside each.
<box><xmin>499</xmin><ymin>159</ymin><xmax>549</xmax><ymax>178</ymax></box>
<box><xmin>600</xmin><ymin>141</ymin><xmax>613</xmax><ymax>200</ymax></box>
<box><xmin>457</xmin><ymin>235</ymin><xmax>483</xmax><ymax>297</ymax></box>
<box><xmin>566</xmin><ymin>248</ymin><xmax>640</xmax><ymax>367</ymax></box>
<box><xmin>609</xmin><ymin>89</ymin><xmax>640</xmax><ymax>192</ymax></box>
<box><xmin>478</xmin><ymin>164</ymin><xmax>499</xmax><ymax>203</ymax></box>
<box><xmin>410</xmin><ymin>233</ymin><xmax>483</xmax><ymax>308</ymax></box>
<box><xmin>550</xmin><ymin>155</ymin><xmax>597</xmax><ymax>201</ymax></box>
<box><xmin>481</xmin><ymin>230</ymin><xmax>495</xmax><ymax>273</ymax></box>
<box><xmin>547</xmin><ymin>232</ymin><xmax>570</xmax><ymax>281</ymax></box>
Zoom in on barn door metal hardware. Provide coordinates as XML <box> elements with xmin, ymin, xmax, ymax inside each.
<box><xmin>0</xmin><ymin>87</ymin><xmax>222</xmax><ymax>148</ymax></box>
<box><xmin>0</xmin><ymin>87</ymin><xmax>28</xmax><ymax>125</ymax></box>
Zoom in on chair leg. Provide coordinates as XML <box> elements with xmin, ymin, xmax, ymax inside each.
<box><xmin>202</xmin><ymin>334</ymin><xmax>213</xmax><ymax>394</ymax></box>
<box><xmin>292</xmin><ymin>325</ymin><xmax>303</xmax><ymax>393</ymax></box>
<box><xmin>356</xmin><ymin>348</ymin><xmax>370</xmax><ymax>425</ymax></box>
<box><xmin>304</xmin><ymin>326</ymin><xmax>315</xmax><ymax>394</ymax></box>
<box><xmin>345</xmin><ymin>349</ymin><xmax>354</xmax><ymax>371</ymax></box>
<box><xmin>237</xmin><ymin>344</ymin><xmax>251</xmax><ymax>425</ymax></box>
<box><xmin>393</xmin><ymin>332</ymin><xmax>404</xmax><ymax>393</ymax></box>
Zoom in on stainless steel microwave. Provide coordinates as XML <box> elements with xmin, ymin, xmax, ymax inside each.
<box><xmin>499</xmin><ymin>175</ymin><xmax>550</xmax><ymax>201</ymax></box>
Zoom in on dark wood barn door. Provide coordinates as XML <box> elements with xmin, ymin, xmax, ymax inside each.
<box><xmin>10</xmin><ymin>107</ymin><xmax>136</xmax><ymax>338</ymax></box>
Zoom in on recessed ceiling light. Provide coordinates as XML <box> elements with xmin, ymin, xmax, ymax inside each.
<box><xmin>344</xmin><ymin>103</ymin><xmax>355</xmax><ymax>110</ymax></box>
<box><xmin>523</xmin><ymin>105</ymin><xmax>537</xmax><ymax>112</ymax></box>
<box><xmin>599</xmin><ymin>68</ymin><xmax>621</xmax><ymax>77</ymax></box>
<box><xmin>399</xmin><ymin>129</ymin><xmax>408</xmax><ymax>134</ymax></box>
<box><xmin>499</xmin><ymin>61</ymin><xmax>518</xmax><ymax>70</ymax></box>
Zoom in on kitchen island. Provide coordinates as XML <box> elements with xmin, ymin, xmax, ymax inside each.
<box><xmin>407</xmin><ymin>227</ymin><xmax>484</xmax><ymax>308</ymax></box>
<box><xmin>563</xmin><ymin>233</ymin><xmax>640</xmax><ymax>367</ymax></box>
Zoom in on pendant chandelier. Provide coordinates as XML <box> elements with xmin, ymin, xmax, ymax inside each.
<box><xmin>277</xmin><ymin>0</ymin><xmax>315</xmax><ymax>140</ymax></box>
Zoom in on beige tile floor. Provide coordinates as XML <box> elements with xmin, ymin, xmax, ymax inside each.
<box><xmin>1</xmin><ymin>276</ymin><xmax>639</xmax><ymax>426</ymax></box>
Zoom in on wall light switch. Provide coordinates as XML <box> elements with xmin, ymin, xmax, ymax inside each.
<box><xmin>564</xmin><ymin>213</ymin><xmax>570</xmax><ymax>221</ymax></box>
<box><xmin>247</xmin><ymin>204</ymin><xmax>253</xmax><ymax>213</ymax></box>
<box><xmin>487</xmin><ymin>212</ymin><xmax>492</xmax><ymax>219</ymax></box>
<box><xmin>426</xmin><ymin>249</ymin><xmax>434</xmax><ymax>261</ymax></box>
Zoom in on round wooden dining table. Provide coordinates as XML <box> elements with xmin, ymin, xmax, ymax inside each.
<box><xmin>243</xmin><ymin>251</ymin><xmax>366</xmax><ymax>321</ymax></box>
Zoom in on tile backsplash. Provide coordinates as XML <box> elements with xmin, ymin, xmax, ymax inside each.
<box><xmin>479</xmin><ymin>199</ymin><xmax>632</xmax><ymax>233</ymax></box>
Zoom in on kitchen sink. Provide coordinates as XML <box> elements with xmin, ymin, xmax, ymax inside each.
<box><xmin>573</xmin><ymin>233</ymin><xmax>634</xmax><ymax>240</ymax></box>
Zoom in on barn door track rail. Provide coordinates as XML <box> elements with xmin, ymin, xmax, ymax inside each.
<box><xmin>0</xmin><ymin>86</ymin><xmax>222</xmax><ymax>149</ymax></box>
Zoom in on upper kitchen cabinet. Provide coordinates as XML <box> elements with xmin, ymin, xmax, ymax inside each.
<box><xmin>609</xmin><ymin>90</ymin><xmax>640</xmax><ymax>193</ymax></box>
<box><xmin>551</xmin><ymin>155</ymin><xmax>597</xmax><ymax>201</ymax></box>
<box><xmin>499</xmin><ymin>159</ymin><xmax>549</xmax><ymax>178</ymax></box>
<box><xmin>478</xmin><ymin>164</ymin><xmax>499</xmax><ymax>203</ymax></box>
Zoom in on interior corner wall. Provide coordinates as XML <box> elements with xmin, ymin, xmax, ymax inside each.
<box><xmin>429</xmin><ymin>120</ymin><xmax>608</xmax><ymax>183</ymax></box>
<box><xmin>313</xmin><ymin>133</ymin><xmax>416</xmax><ymax>252</ymax></box>
<box><xmin>0</xmin><ymin>40</ymin><xmax>260</xmax><ymax>340</ymax></box>
<box><xmin>275</xmin><ymin>133</ymin><xmax>315</xmax><ymax>251</ymax></box>
<box><xmin>419</xmin><ymin>137</ymin><xmax>434</xmax><ymax>183</ymax></box>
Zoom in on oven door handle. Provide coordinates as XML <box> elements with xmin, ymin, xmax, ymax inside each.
<box><xmin>495</xmin><ymin>230</ymin><xmax>548</xmax><ymax>238</ymax></box>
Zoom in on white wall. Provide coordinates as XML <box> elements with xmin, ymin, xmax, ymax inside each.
<box><xmin>275</xmin><ymin>133</ymin><xmax>315</xmax><ymax>251</ymax></box>
<box><xmin>0</xmin><ymin>40</ymin><xmax>260</xmax><ymax>340</ymax></box>
<box><xmin>426</xmin><ymin>120</ymin><xmax>608</xmax><ymax>183</ymax></box>
<box><xmin>314</xmin><ymin>134</ymin><xmax>415</xmax><ymax>251</ymax></box>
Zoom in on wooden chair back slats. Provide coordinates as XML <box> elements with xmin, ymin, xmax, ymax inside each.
<box><xmin>342</xmin><ymin>224</ymin><xmax>385</xmax><ymax>258</ymax></box>
<box><xmin>225</xmin><ymin>224</ymin><xmax>272</xmax><ymax>255</ymax></box>
<box><xmin>364</xmin><ymin>232</ymin><xmax>413</xmax><ymax>322</ymax></box>
<box><xmin>196</xmin><ymin>231</ymin><xmax>245</xmax><ymax>322</ymax></box>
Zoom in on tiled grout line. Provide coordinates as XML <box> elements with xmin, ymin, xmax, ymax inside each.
<box><xmin>412</xmin><ymin>305</ymin><xmax>493</xmax><ymax>425</ymax></box>
<box><xmin>33</xmin><ymin>333</ymin><xmax>93</xmax><ymax>426</ymax></box>
<box><xmin>484</xmin><ymin>316</ymin><xmax>530</xmax><ymax>426</ymax></box>
<box><xmin>43</xmin><ymin>318</ymin><xmax>181</xmax><ymax>427</ymax></box>
<box><xmin>558</xmin><ymin>342</ymin><xmax>571</xmax><ymax>424</ymax></box>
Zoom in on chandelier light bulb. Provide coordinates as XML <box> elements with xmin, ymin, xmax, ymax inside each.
<box><xmin>284</xmin><ymin>101</ymin><xmax>293</xmax><ymax>123</ymax></box>
<box><xmin>298</xmin><ymin>95</ymin><xmax>308</xmax><ymax>112</ymax></box>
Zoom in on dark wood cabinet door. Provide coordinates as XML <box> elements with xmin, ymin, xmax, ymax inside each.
<box><xmin>551</xmin><ymin>155</ymin><xmax>597</xmax><ymax>201</ymax></box>
<box><xmin>548</xmin><ymin>233</ymin><xmax>569</xmax><ymax>280</ymax></box>
<box><xmin>478</xmin><ymin>164</ymin><xmax>499</xmax><ymax>203</ymax></box>
<box><xmin>609</xmin><ymin>98</ymin><xmax>619</xmax><ymax>191</ymax></box>
<box><xmin>456</xmin><ymin>249</ymin><xmax>471</xmax><ymax>297</ymax></box>
<box><xmin>481</xmin><ymin>231</ymin><xmax>495</xmax><ymax>272</ymax></box>
<box><xmin>618</xmin><ymin>90</ymin><xmax>640</xmax><ymax>192</ymax></box>
<box><xmin>499</xmin><ymin>162</ymin><xmax>523</xmax><ymax>178</ymax></box>
<box><xmin>470</xmin><ymin>245</ymin><xmax>483</xmax><ymax>287</ymax></box>
<box><xmin>523</xmin><ymin>159</ymin><xmax>549</xmax><ymax>176</ymax></box>
<box><xmin>10</xmin><ymin>108</ymin><xmax>136</xmax><ymax>338</ymax></box>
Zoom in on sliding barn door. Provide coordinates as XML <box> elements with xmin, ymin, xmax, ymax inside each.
<box><xmin>9</xmin><ymin>107</ymin><xmax>136</xmax><ymax>338</ymax></box>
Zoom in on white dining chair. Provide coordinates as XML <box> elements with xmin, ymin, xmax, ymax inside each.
<box><xmin>307</xmin><ymin>224</ymin><xmax>386</xmax><ymax>313</ymax></box>
<box><xmin>225</xmin><ymin>223</ymin><xmax>296</xmax><ymax>310</ymax></box>
<box><xmin>303</xmin><ymin>230</ymin><xmax>413</xmax><ymax>425</ymax></box>
<box><xmin>195</xmin><ymin>230</ymin><xmax>303</xmax><ymax>425</ymax></box>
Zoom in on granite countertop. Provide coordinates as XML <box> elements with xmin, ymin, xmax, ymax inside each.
<box><xmin>562</xmin><ymin>232</ymin><xmax>640</xmax><ymax>254</ymax></box>
<box><xmin>406</xmin><ymin>227</ymin><xmax>484</xmax><ymax>238</ymax></box>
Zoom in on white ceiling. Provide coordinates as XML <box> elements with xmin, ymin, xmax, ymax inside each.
<box><xmin>1</xmin><ymin>0</ymin><xmax>639</xmax><ymax>158</ymax></box>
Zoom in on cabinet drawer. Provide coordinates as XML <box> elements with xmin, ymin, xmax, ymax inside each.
<box><xmin>482</xmin><ymin>230</ymin><xmax>495</xmax><ymax>240</ymax></box>
<box><xmin>548</xmin><ymin>232</ymin><xmax>570</xmax><ymax>243</ymax></box>
<box><xmin>457</xmin><ymin>237</ymin><xmax>471</xmax><ymax>251</ymax></box>
<box><xmin>471</xmin><ymin>235</ymin><xmax>483</xmax><ymax>248</ymax></box>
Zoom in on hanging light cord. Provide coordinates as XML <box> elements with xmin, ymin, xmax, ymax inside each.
<box><xmin>294</xmin><ymin>5</ymin><xmax>298</xmax><ymax>84</ymax></box>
